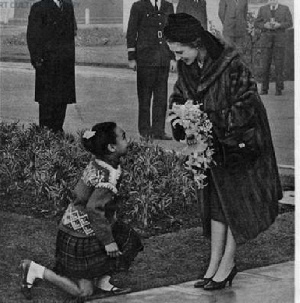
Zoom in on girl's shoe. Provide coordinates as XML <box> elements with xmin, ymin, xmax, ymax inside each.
<box><xmin>204</xmin><ymin>266</ymin><xmax>238</xmax><ymax>291</ymax></box>
<box><xmin>20</xmin><ymin>260</ymin><xmax>33</xmax><ymax>300</ymax></box>
<box><xmin>194</xmin><ymin>277</ymin><xmax>213</xmax><ymax>288</ymax></box>
<box><xmin>101</xmin><ymin>286</ymin><xmax>132</xmax><ymax>296</ymax></box>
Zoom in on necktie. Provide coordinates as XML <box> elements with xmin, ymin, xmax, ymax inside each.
<box><xmin>154</xmin><ymin>0</ymin><xmax>158</xmax><ymax>11</ymax></box>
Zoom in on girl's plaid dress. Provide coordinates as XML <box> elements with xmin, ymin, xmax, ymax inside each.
<box><xmin>54</xmin><ymin>159</ymin><xmax>143</xmax><ymax>279</ymax></box>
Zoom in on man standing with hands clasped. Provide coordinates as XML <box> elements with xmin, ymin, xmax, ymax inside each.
<box><xmin>27</xmin><ymin>0</ymin><xmax>77</xmax><ymax>134</ymax></box>
<box><xmin>255</xmin><ymin>0</ymin><xmax>293</xmax><ymax>96</ymax></box>
<box><xmin>126</xmin><ymin>0</ymin><xmax>177</xmax><ymax>140</ymax></box>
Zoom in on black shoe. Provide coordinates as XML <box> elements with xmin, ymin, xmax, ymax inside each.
<box><xmin>194</xmin><ymin>277</ymin><xmax>213</xmax><ymax>288</ymax></box>
<box><xmin>204</xmin><ymin>266</ymin><xmax>238</xmax><ymax>291</ymax></box>
<box><xmin>152</xmin><ymin>133</ymin><xmax>172</xmax><ymax>140</ymax></box>
<box><xmin>20</xmin><ymin>260</ymin><xmax>33</xmax><ymax>300</ymax></box>
<box><xmin>260</xmin><ymin>90</ymin><xmax>268</xmax><ymax>95</ymax></box>
<box><xmin>275</xmin><ymin>90</ymin><xmax>282</xmax><ymax>96</ymax></box>
<box><xmin>84</xmin><ymin>286</ymin><xmax>131</xmax><ymax>301</ymax></box>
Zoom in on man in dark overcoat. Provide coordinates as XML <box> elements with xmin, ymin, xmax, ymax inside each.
<box><xmin>27</xmin><ymin>0</ymin><xmax>77</xmax><ymax>133</ymax></box>
<box><xmin>254</xmin><ymin>0</ymin><xmax>293</xmax><ymax>96</ymax></box>
<box><xmin>218</xmin><ymin>0</ymin><xmax>248</xmax><ymax>48</ymax></box>
<box><xmin>126</xmin><ymin>0</ymin><xmax>176</xmax><ymax>140</ymax></box>
<box><xmin>176</xmin><ymin>0</ymin><xmax>208</xmax><ymax>30</ymax></box>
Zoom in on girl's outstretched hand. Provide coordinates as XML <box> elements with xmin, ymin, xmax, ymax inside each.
<box><xmin>105</xmin><ymin>242</ymin><xmax>122</xmax><ymax>258</ymax></box>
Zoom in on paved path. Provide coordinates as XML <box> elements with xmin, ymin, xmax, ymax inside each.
<box><xmin>85</xmin><ymin>262</ymin><xmax>294</xmax><ymax>303</ymax></box>
<box><xmin>0</xmin><ymin>62</ymin><xmax>294</xmax><ymax>167</ymax></box>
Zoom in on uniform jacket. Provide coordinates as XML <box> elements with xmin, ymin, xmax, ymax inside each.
<box><xmin>254</xmin><ymin>4</ymin><xmax>293</xmax><ymax>48</ymax></box>
<box><xmin>177</xmin><ymin>0</ymin><xmax>208</xmax><ymax>30</ymax></box>
<box><xmin>126</xmin><ymin>0</ymin><xmax>174</xmax><ymax>67</ymax></box>
<box><xmin>169</xmin><ymin>47</ymin><xmax>282</xmax><ymax>243</ymax></box>
<box><xmin>218</xmin><ymin>0</ymin><xmax>248</xmax><ymax>38</ymax></box>
<box><xmin>27</xmin><ymin>0</ymin><xmax>76</xmax><ymax>104</ymax></box>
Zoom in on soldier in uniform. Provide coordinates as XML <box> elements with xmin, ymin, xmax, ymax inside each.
<box><xmin>126</xmin><ymin>0</ymin><xmax>177</xmax><ymax>140</ymax></box>
<box><xmin>27</xmin><ymin>0</ymin><xmax>77</xmax><ymax>133</ymax></box>
<box><xmin>255</xmin><ymin>0</ymin><xmax>293</xmax><ymax>96</ymax></box>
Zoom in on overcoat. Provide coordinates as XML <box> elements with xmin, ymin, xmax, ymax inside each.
<box><xmin>170</xmin><ymin>47</ymin><xmax>282</xmax><ymax>244</ymax></box>
<box><xmin>126</xmin><ymin>0</ymin><xmax>174</xmax><ymax>67</ymax></box>
<box><xmin>27</xmin><ymin>0</ymin><xmax>76</xmax><ymax>104</ymax></box>
<box><xmin>254</xmin><ymin>4</ymin><xmax>293</xmax><ymax>48</ymax></box>
<box><xmin>218</xmin><ymin>0</ymin><xmax>248</xmax><ymax>38</ymax></box>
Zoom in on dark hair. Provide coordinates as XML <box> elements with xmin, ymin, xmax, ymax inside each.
<box><xmin>164</xmin><ymin>13</ymin><xmax>224</xmax><ymax>60</ymax></box>
<box><xmin>82</xmin><ymin>122</ymin><xmax>117</xmax><ymax>157</ymax></box>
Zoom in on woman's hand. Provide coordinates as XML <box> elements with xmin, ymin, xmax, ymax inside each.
<box><xmin>105</xmin><ymin>242</ymin><xmax>122</xmax><ymax>258</ymax></box>
<box><xmin>187</xmin><ymin>134</ymin><xmax>197</xmax><ymax>145</ymax></box>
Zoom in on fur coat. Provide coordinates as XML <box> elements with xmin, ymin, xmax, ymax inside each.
<box><xmin>170</xmin><ymin>46</ymin><xmax>282</xmax><ymax>243</ymax></box>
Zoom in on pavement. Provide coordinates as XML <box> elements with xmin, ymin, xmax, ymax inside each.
<box><xmin>85</xmin><ymin>261</ymin><xmax>295</xmax><ymax>303</ymax></box>
<box><xmin>0</xmin><ymin>34</ymin><xmax>296</xmax><ymax>303</ymax></box>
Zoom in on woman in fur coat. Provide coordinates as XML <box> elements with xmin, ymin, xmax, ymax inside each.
<box><xmin>164</xmin><ymin>13</ymin><xmax>282</xmax><ymax>291</ymax></box>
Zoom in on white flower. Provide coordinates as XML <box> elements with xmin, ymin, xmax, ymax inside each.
<box><xmin>169</xmin><ymin>99</ymin><xmax>215</xmax><ymax>189</ymax></box>
<box><xmin>83</xmin><ymin>130</ymin><xmax>96</xmax><ymax>139</ymax></box>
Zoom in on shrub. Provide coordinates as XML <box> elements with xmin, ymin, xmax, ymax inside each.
<box><xmin>0</xmin><ymin>123</ymin><xmax>197</xmax><ymax>231</ymax></box>
<box><xmin>2</xmin><ymin>27</ymin><xmax>126</xmax><ymax>47</ymax></box>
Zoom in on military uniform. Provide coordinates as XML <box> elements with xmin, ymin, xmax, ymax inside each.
<box><xmin>255</xmin><ymin>3</ymin><xmax>293</xmax><ymax>95</ymax></box>
<box><xmin>126</xmin><ymin>0</ymin><xmax>174</xmax><ymax>138</ymax></box>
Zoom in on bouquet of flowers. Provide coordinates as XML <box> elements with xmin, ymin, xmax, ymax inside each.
<box><xmin>167</xmin><ymin>100</ymin><xmax>214</xmax><ymax>189</ymax></box>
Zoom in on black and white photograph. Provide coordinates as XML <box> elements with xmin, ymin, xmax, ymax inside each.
<box><xmin>0</xmin><ymin>0</ymin><xmax>297</xmax><ymax>302</ymax></box>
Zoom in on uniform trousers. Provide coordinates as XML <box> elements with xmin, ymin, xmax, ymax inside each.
<box><xmin>261</xmin><ymin>34</ymin><xmax>285</xmax><ymax>92</ymax></box>
<box><xmin>39</xmin><ymin>102</ymin><xmax>67</xmax><ymax>133</ymax></box>
<box><xmin>137</xmin><ymin>66</ymin><xmax>169</xmax><ymax>137</ymax></box>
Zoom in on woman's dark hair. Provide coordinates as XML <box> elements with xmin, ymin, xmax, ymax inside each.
<box><xmin>164</xmin><ymin>13</ymin><xmax>224</xmax><ymax>60</ymax></box>
<box><xmin>82</xmin><ymin>122</ymin><xmax>117</xmax><ymax>157</ymax></box>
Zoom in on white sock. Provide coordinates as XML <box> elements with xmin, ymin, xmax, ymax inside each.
<box><xmin>26</xmin><ymin>261</ymin><xmax>45</xmax><ymax>287</ymax></box>
<box><xmin>98</xmin><ymin>275</ymin><xmax>115</xmax><ymax>291</ymax></box>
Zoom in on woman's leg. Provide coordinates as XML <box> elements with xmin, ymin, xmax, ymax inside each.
<box><xmin>211</xmin><ymin>227</ymin><xmax>236</xmax><ymax>282</ymax></box>
<box><xmin>203</xmin><ymin>220</ymin><xmax>227</xmax><ymax>278</ymax></box>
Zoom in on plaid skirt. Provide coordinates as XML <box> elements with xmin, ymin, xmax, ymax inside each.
<box><xmin>54</xmin><ymin>221</ymin><xmax>143</xmax><ymax>279</ymax></box>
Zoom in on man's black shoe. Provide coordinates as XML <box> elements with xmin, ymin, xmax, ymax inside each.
<box><xmin>275</xmin><ymin>90</ymin><xmax>282</xmax><ymax>96</ymax></box>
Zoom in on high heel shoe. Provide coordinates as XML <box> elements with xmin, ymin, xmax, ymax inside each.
<box><xmin>194</xmin><ymin>277</ymin><xmax>213</xmax><ymax>288</ymax></box>
<box><xmin>203</xmin><ymin>266</ymin><xmax>238</xmax><ymax>291</ymax></box>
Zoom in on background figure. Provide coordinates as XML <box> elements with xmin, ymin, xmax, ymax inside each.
<box><xmin>126</xmin><ymin>0</ymin><xmax>176</xmax><ymax>140</ymax></box>
<box><xmin>27</xmin><ymin>0</ymin><xmax>77</xmax><ymax>134</ymax></box>
<box><xmin>176</xmin><ymin>0</ymin><xmax>208</xmax><ymax>30</ymax></box>
<box><xmin>218</xmin><ymin>0</ymin><xmax>248</xmax><ymax>49</ymax></box>
<box><xmin>254</xmin><ymin>0</ymin><xmax>293</xmax><ymax>96</ymax></box>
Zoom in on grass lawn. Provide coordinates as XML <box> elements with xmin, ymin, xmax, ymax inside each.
<box><xmin>0</xmin><ymin>210</ymin><xmax>294</xmax><ymax>303</ymax></box>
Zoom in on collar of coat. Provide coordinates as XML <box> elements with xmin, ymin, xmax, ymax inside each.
<box><xmin>196</xmin><ymin>46</ymin><xmax>239</xmax><ymax>94</ymax></box>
